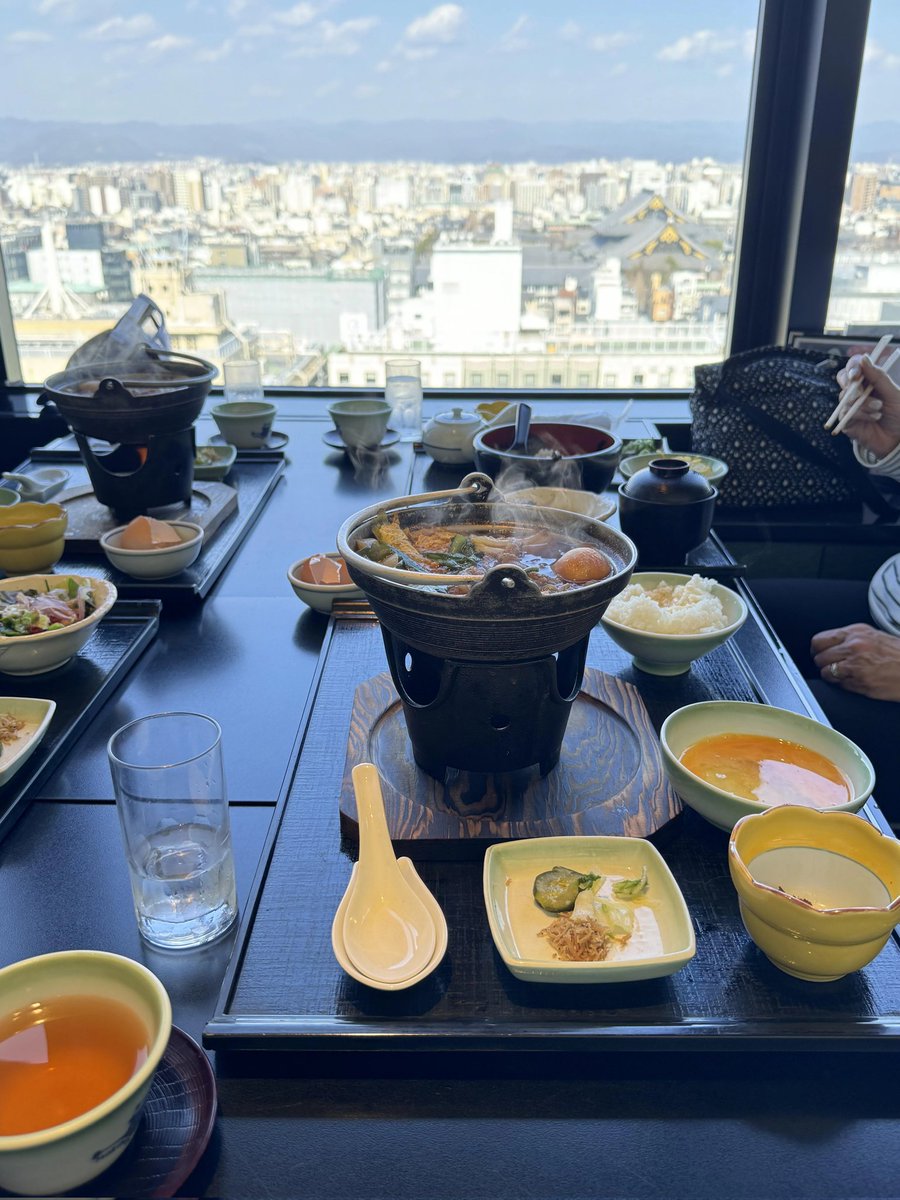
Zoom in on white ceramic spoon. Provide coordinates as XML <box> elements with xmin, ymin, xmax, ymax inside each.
<box><xmin>342</xmin><ymin>763</ymin><xmax>437</xmax><ymax>983</ymax></box>
<box><xmin>332</xmin><ymin>858</ymin><xmax>448</xmax><ymax>990</ymax></box>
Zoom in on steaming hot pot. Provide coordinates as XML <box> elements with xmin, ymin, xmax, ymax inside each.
<box><xmin>338</xmin><ymin>473</ymin><xmax>637</xmax><ymax>779</ymax></box>
<box><xmin>41</xmin><ymin>347</ymin><xmax>217</xmax><ymax>518</ymax></box>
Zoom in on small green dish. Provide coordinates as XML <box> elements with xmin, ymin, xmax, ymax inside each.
<box><xmin>619</xmin><ymin>452</ymin><xmax>728</xmax><ymax>484</ymax></box>
<box><xmin>0</xmin><ymin>488</ymin><xmax>20</xmax><ymax>508</ymax></box>
<box><xmin>483</xmin><ymin>835</ymin><xmax>696</xmax><ymax>983</ymax></box>
<box><xmin>0</xmin><ymin>697</ymin><xmax>56</xmax><ymax>786</ymax></box>
<box><xmin>194</xmin><ymin>444</ymin><xmax>237</xmax><ymax>481</ymax></box>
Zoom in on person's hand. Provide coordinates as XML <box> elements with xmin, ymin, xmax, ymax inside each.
<box><xmin>834</xmin><ymin>352</ymin><xmax>900</xmax><ymax>459</ymax></box>
<box><xmin>811</xmin><ymin>623</ymin><xmax>900</xmax><ymax>701</ymax></box>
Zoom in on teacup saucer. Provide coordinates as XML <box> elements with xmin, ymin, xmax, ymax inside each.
<box><xmin>209</xmin><ymin>431</ymin><xmax>289</xmax><ymax>453</ymax></box>
<box><xmin>323</xmin><ymin>428</ymin><xmax>400</xmax><ymax>454</ymax></box>
<box><xmin>18</xmin><ymin>1026</ymin><xmax>218</xmax><ymax>1199</ymax></box>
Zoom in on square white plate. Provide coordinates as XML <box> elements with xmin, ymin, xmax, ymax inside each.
<box><xmin>0</xmin><ymin>698</ymin><xmax>56</xmax><ymax>787</ymax></box>
<box><xmin>483</xmin><ymin>835</ymin><xmax>696</xmax><ymax>983</ymax></box>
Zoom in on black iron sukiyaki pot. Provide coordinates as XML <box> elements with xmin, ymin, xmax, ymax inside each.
<box><xmin>337</xmin><ymin>473</ymin><xmax>638</xmax><ymax>778</ymax></box>
<box><xmin>338</xmin><ymin>473</ymin><xmax>636</xmax><ymax>662</ymax></box>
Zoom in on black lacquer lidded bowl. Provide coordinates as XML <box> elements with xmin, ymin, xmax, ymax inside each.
<box><xmin>618</xmin><ymin>458</ymin><xmax>718</xmax><ymax>567</ymax></box>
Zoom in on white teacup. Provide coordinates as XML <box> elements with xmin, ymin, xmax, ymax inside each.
<box><xmin>328</xmin><ymin>399</ymin><xmax>391</xmax><ymax>449</ymax></box>
<box><xmin>0</xmin><ymin>950</ymin><xmax>172</xmax><ymax>1196</ymax></box>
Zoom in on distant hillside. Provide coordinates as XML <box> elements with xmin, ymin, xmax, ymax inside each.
<box><xmin>0</xmin><ymin>117</ymin><xmax>895</xmax><ymax>167</ymax></box>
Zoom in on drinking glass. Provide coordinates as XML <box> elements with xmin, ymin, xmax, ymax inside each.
<box><xmin>223</xmin><ymin>359</ymin><xmax>264</xmax><ymax>404</ymax></box>
<box><xmin>385</xmin><ymin>358</ymin><xmax>423</xmax><ymax>442</ymax></box>
<box><xmin>108</xmin><ymin>713</ymin><xmax>238</xmax><ymax>950</ymax></box>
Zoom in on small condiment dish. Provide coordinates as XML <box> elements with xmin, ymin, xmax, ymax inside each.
<box><xmin>600</xmin><ymin>572</ymin><xmax>747</xmax><ymax>675</ymax></box>
<box><xmin>0</xmin><ymin>697</ymin><xmax>56</xmax><ymax>787</ymax></box>
<box><xmin>0</xmin><ymin>502</ymin><xmax>67</xmax><ymax>573</ymax></box>
<box><xmin>729</xmin><ymin>807</ymin><xmax>900</xmax><ymax>981</ymax></box>
<box><xmin>0</xmin><ymin>488</ymin><xmax>20</xmax><ymax>508</ymax></box>
<box><xmin>0</xmin><ymin>950</ymin><xmax>171</xmax><ymax>1196</ymax></box>
<box><xmin>660</xmin><ymin>700</ymin><xmax>875</xmax><ymax>832</ymax></box>
<box><xmin>100</xmin><ymin>521</ymin><xmax>203</xmax><ymax>580</ymax></box>
<box><xmin>483</xmin><ymin>835</ymin><xmax>695</xmax><ymax>984</ymax></box>
<box><xmin>193</xmin><ymin>444</ymin><xmax>237</xmax><ymax>481</ymax></box>
<box><xmin>0</xmin><ymin>574</ymin><xmax>116</xmax><ymax>676</ymax></box>
<box><xmin>287</xmin><ymin>552</ymin><xmax>365</xmax><ymax>613</ymax></box>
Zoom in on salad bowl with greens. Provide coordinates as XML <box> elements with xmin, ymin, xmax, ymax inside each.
<box><xmin>0</xmin><ymin>575</ymin><xmax>117</xmax><ymax>675</ymax></box>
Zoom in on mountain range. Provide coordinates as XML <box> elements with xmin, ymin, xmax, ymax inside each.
<box><xmin>0</xmin><ymin>117</ymin><xmax>896</xmax><ymax>167</ymax></box>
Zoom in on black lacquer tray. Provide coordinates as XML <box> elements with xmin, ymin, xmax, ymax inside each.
<box><xmin>205</xmin><ymin>602</ymin><xmax>900</xmax><ymax>1056</ymax></box>
<box><xmin>0</xmin><ymin>600</ymin><xmax>159</xmax><ymax>841</ymax></box>
<box><xmin>19</xmin><ymin>453</ymin><xmax>284</xmax><ymax>604</ymax></box>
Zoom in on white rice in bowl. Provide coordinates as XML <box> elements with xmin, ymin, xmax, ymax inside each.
<box><xmin>605</xmin><ymin>575</ymin><xmax>730</xmax><ymax>635</ymax></box>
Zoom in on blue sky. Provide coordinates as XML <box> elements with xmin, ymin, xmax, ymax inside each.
<box><xmin>0</xmin><ymin>0</ymin><xmax>897</xmax><ymax>128</ymax></box>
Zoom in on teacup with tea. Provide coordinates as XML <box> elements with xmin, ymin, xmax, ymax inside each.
<box><xmin>0</xmin><ymin>950</ymin><xmax>171</xmax><ymax>1196</ymax></box>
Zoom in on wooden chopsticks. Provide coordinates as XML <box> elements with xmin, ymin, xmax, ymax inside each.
<box><xmin>824</xmin><ymin>334</ymin><xmax>893</xmax><ymax>433</ymax></box>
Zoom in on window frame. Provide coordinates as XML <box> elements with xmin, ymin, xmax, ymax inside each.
<box><xmin>0</xmin><ymin>0</ymin><xmax>872</xmax><ymax>400</ymax></box>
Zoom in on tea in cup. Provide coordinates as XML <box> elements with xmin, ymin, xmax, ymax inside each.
<box><xmin>327</xmin><ymin>399</ymin><xmax>391</xmax><ymax>449</ymax></box>
<box><xmin>0</xmin><ymin>950</ymin><xmax>171</xmax><ymax>1196</ymax></box>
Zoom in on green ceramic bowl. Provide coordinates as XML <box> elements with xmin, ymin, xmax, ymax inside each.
<box><xmin>0</xmin><ymin>488</ymin><xmax>20</xmax><ymax>507</ymax></box>
<box><xmin>600</xmin><ymin>572</ymin><xmax>747</xmax><ymax>675</ymax></box>
<box><xmin>660</xmin><ymin>700</ymin><xmax>875</xmax><ymax>832</ymax></box>
<box><xmin>0</xmin><ymin>950</ymin><xmax>171</xmax><ymax>1196</ymax></box>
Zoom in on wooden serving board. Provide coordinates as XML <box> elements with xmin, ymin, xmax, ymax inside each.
<box><xmin>57</xmin><ymin>482</ymin><xmax>238</xmax><ymax>551</ymax></box>
<box><xmin>339</xmin><ymin>667</ymin><xmax>681</xmax><ymax>858</ymax></box>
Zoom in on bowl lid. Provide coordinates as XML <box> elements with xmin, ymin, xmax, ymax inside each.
<box><xmin>430</xmin><ymin>407</ymin><xmax>482</xmax><ymax>428</ymax></box>
<box><xmin>621</xmin><ymin>458</ymin><xmax>715</xmax><ymax>504</ymax></box>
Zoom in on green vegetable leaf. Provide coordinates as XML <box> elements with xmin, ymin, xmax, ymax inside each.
<box><xmin>612</xmin><ymin>867</ymin><xmax>648</xmax><ymax>899</ymax></box>
<box><xmin>67</xmin><ymin>577</ymin><xmax>78</xmax><ymax>598</ymax></box>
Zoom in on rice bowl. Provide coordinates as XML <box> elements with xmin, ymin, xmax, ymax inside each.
<box><xmin>601</xmin><ymin>572</ymin><xmax>747</xmax><ymax>675</ymax></box>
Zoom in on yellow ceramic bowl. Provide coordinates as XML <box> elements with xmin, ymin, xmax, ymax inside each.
<box><xmin>729</xmin><ymin>806</ymin><xmax>900</xmax><ymax>981</ymax></box>
<box><xmin>0</xmin><ymin>502</ymin><xmax>67</xmax><ymax>572</ymax></box>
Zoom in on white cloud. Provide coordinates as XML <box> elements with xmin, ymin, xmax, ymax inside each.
<box><xmin>314</xmin><ymin>78</ymin><xmax>340</xmax><ymax>97</ymax></box>
<box><xmin>715</xmin><ymin>63</ymin><xmax>734</xmax><ymax>77</ymax></box>
<box><xmin>558</xmin><ymin>20</ymin><xmax>580</xmax><ymax>41</ymax></box>
<box><xmin>590</xmin><ymin>31</ymin><xmax>636</xmax><ymax>53</ymax></box>
<box><xmin>404</xmin><ymin>4</ymin><xmax>464</xmax><ymax>47</ymax></box>
<box><xmin>609</xmin><ymin>62</ymin><xmax>627</xmax><ymax>78</ymax></box>
<box><xmin>499</xmin><ymin>15</ymin><xmax>529</xmax><ymax>54</ymax></box>
<box><xmin>865</xmin><ymin>39</ymin><xmax>900</xmax><ymax>70</ymax></box>
<box><xmin>274</xmin><ymin>3</ymin><xmax>317</xmax><ymax>27</ymax></box>
<box><xmin>238</xmin><ymin>22</ymin><xmax>275</xmax><ymax>37</ymax></box>
<box><xmin>227</xmin><ymin>0</ymin><xmax>249</xmax><ymax>16</ymax></box>
<box><xmin>657</xmin><ymin>30</ymin><xmax>737</xmax><ymax>62</ymax></box>
<box><xmin>249</xmin><ymin>83</ymin><xmax>283</xmax><ymax>97</ymax></box>
<box><xmin>354</xmin><ymin>82</ymin><xmax>380</xmax><ymax>98</ymax></box>
<box><xmin>288</xmin><ymin>16</ymin><xmax>378</xmax><ymax>57</ymax></box>
<box><xmin>35</xmin><ymin>0</ymin><xmax>80</xmax><ymax>15</ymax></box>
<box><xmin>83</xmin><ymin>14</ymin><xmax>156</xmax><ymax>41</ymax></box>
<box><xmin>7</xmin><ymin>29</ymin><xmax>52</xmax><ymax>43</ymax></box>
<box><xmin>147</xmin><ymin>34</ymin><xmax>192</xmax><ymax>55</ymax></box>
<box><xmin>375</xmin><ymin>58</ymin><xmax>393</xmax><ymax>72</ymax></box>
<box><xmin>196</xmin><ymin>37</ymin><xmax>234</xmax><ymax>61</ymax></box>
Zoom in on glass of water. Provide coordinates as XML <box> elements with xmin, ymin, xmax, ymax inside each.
<box><xmin>385</xmin><ymin>358</ymin><xmax>423</xmax><ymax>442</ymax></box>
<box><xmin>108</xmin><ymin>713</ymin><xmax>238</xmax><ymax>950</ymax></box>
<box><xmin>223</xmin><ymin>359</ymin><xmax>264</xmax><ymax>404</ymax></box>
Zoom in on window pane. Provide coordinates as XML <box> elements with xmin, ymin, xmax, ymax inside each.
<box><xmin>0</xmin><ymin>1</ymin><xmax>758</xmax><ymax>388</ymax></box>
<box><xmin>825</xmin><ymin>0</ymin><xmax>900</xmax><ymax>337</ymax></box>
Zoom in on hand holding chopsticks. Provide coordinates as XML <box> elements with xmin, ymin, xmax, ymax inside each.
<box><xmin>824</xmin><ymin>334</ymin><xmax>894</xmax><ymax>433</ymax></box>
<box><xmin>831</xmin><ymin>348</ymin><xmax>900</xmax><ymax>437</ymax></box>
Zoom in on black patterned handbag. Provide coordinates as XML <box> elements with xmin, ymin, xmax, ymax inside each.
<box><xmin>690</xmin><ymin>345</ymin><xmax>892</xmax><ymax>512</ymax></box>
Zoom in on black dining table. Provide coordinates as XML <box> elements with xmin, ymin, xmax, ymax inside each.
<box><xmin>3</xmin><ymin>398</ymin><xmax>900</xmax><ymax>1200</ymax></box>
